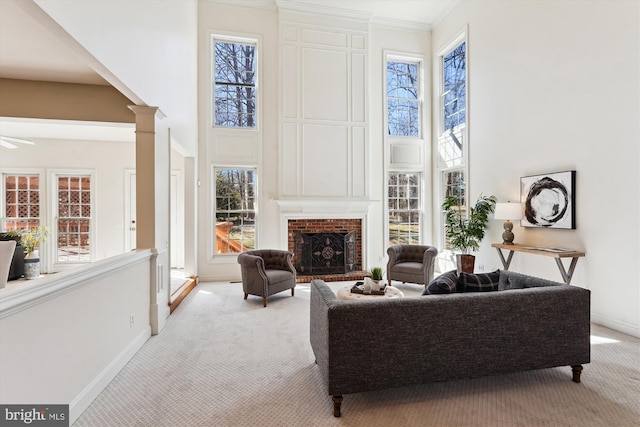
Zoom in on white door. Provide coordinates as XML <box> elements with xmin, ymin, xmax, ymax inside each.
<box><xmin>124</xmin><ymin>169</ymin><xmax>136</xmax><ymax>251</ymax></box>
<box><xmin>170</xmin><ymin>171</ymin><xmax>184</xmax><ymax>268</ymax></box>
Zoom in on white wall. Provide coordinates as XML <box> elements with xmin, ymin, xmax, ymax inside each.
<box><xmin>197</xmin><ymin>3</ymin><xmax>280</xmax><ymax>281</ymax></box>
<box><xmin>34</xmin><ymin>0</ymin><xmax>199</xmax><ymax>157</ymax></box>
<box><xmin>432</xmin><ymin>0</ymin><xmax>640</xmax><ymax>336</ymax></box>
<box><xmin>0</xmin><ymin>250</ymin><xmax>154</xmax><ymax>424</ymax></box>
<box><xmin>369</xmin><ymin>25</ymin><xmax>432</xmax><ymax>263</ymax></box>
<box><xmin>1</xmin><ymin>138</ymin><xmax>135</xmax><ymax>261</ymax></box>
<box><xmin>197</xmin><ymin>3</ymin><xmax>438</xmax><ymax>280</ymax></box>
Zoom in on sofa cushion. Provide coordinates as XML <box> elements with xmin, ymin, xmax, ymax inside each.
<box><xmin>456</xmin><ymin>270</ymin><xmax>500</xmax><ymax>292</ymax></box>
<box><xmin>499</xmin><ymin>270</ymin><xmax>564</xmax><ymax>290</ymax></box>
<box><xmin>423</xmin><ymin>270</ymin><xmax>458</xmax><ymax>295</ymax></box>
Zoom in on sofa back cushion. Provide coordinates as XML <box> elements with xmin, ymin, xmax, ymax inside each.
<box><xmin>499</xmin><ymin>270</ymin><xmax>564</xmax><ymax>290</ymax></box>
<box><xmin>456</xmin><ymin>270</ymin><xmax>500</xmax><ymax>292</ymax></box>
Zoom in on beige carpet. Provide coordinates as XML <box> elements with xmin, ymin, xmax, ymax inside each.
<box><xmin>74</xmin><ymin>281</ymin><xmax>640</xmax><ymax>426</ymax></box>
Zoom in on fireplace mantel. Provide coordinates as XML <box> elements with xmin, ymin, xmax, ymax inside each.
<box><xmin>274</xmin><ymin>199</ymin><xmax>373</xmax><ymax>214</ymax></box>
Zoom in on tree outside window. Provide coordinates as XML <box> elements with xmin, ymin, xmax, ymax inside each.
<box><xmin>388</xmin><ymin>172</ymin><xmax>421</xmax><ymax>245</ymax></box>
<box><xmin>213</xmin><ymin>40</ymin><xmax>256</xmax><ymax>128</ymax></box>
<box><xmin>214</xmin><ymin>168</ymin><xmax>256</xmax><ymax>254</ymax></box>
<box><xmin>387</xmin><ymin>61</ymin><xmax>420</xmax><ymax>137</ymax></box>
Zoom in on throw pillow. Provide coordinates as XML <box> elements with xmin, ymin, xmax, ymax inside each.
<box><xmin>456</xmin><ymin>270</ymin><xmax>500</xmax><ymax>293</ymax></box>
<box><xmin>423</xmin><ymin>270</ymin><xmax>458</xmax><ymax>295</ymax></box>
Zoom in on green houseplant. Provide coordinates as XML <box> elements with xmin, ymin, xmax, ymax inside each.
<box><xmin>6</xmin><ymin>226</ymin><xmax>48</xmax><ymax>279</ymax></box>
<box><xmin>370</xmin><ymin>267</ymin><xmax>383</xmax><ymax>281</ymax></box>
<box><xmin>7</xmin><ymin>225</ymin><xmax>48</xmax><ymax>255</ymax></box>
<box><xmin>442</xmin><ymin>194</ymin><xmax>496</xmax><ymax>273</ymax></box>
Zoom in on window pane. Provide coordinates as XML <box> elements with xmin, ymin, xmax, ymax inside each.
<box><xmin>387</xmin><ymin>60</ymin><xmax>420</xmax><ymax>137</ymax></box>
<box><xmin>57</xmin><ymin>175</ymin><xmax>91</xmax><ymax>262</ymax></box>
<box><xmin>388</xmin><ymin>172</ymin><xmax>421</xmax><ymax>246</ymax></box>
<box><xmin>213</xmin><ymin>40</ymin><xmax>257</xmax><ymax>128</ymax></box>
<box><xmin>3</xmin><ymin>174</ymin><xmax>40</xmax><ymax>231</ymax></box>
<box><xmin>214</xmin><ymin>168</ymin><xmax>257</xmax><ymax>254</ymax></box>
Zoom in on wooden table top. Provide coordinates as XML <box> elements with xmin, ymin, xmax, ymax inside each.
<box><xmin>491</xmin><ymin>243</ymin><xmax>585</xmax><ymax>258</ymax></box>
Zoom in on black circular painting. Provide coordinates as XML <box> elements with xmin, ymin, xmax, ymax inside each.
<box><xmin>521</xmin><ymin>171</ymin><xmax>575</xmax><ymax>229</ymax></box>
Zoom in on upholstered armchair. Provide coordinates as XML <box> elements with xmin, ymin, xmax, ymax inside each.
<box><xmin>237</xmin><ymin>249</ymin><xmax>296</xmax><ymax>307</ymax></box>
<box><xmin>386</xmin><ymin>244</ymin><xmax>438</xmax><ymax>288</ymax></box>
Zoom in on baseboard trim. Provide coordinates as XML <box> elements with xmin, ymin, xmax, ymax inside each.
<box><xmin>592</xmin><ymin>312</ymin><xmax>640</xmax><ymax>338</ymax></box>
<box><xmin>69</xmin><ymin>326</ymin><xmax>151</xmax><ymax>424</ymax></box>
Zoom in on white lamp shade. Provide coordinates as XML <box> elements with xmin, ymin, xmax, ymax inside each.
<box><xmin>494</xmin><ymin>202</ymin><xmax>523</xmax><ymax>220</ymax></box>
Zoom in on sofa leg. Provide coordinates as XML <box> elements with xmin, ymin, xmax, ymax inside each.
<box><xmin>332</xmin><ymin>395</ymin><xmax>343</xmax><ymax>417</ymax></box>
<box><xmin>571</xmin><ymin>365</ymin><xmax>583</xmax><ymax>383</ymax></box>
<box><xmin>262</xmin><ymin>297</ymin><xmax>267</xmax><ymax>307</ymax></box>
<box><xmin>244</xmin><ymin>293</ymin><xmax>248</xmax><ymax>300</ymax></box>
<box><xmin>291</xmin><ymin>288</ymin><xmax>295</xmax><ymax>297</ymax></box>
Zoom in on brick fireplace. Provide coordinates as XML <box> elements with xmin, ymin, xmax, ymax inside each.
<box><xmin>288</xmin><ymin>218</ymin><xmax>365</xmax><ymax>281</ymax></box>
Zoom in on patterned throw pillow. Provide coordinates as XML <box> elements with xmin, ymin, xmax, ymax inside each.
<box><xmin>456</xmin><ymin>270</ymin><xmax>501</xmax><ymax>292</ymax></box>
<box><xmin>423</xmin><ymin>270</ymin><xmax>459</xmax><ymax>295</ymax></box>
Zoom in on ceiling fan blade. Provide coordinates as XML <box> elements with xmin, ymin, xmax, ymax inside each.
<box><xmin>0</xmin><ymin>140</ymin><xmax>18</xmax><ymax>149</ymax></box>
<box><xmin>0</xmin><ymin>135</ymin><xmax>35</xmax><ymax>145</ymax></box>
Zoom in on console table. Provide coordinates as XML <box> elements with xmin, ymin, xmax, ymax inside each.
<box><xmin>491</xmin><ymin>243</ymin><xmax>585</xmax><ymax>285</ymax></box>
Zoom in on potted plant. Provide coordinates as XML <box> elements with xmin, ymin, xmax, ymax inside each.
<box><xmin>442</xmin><ymin>194</ymin><xmax>496</xmax><ymax>273</ymax></box>
<box><xmin>6</xmin><ymin>226</ymin><xmax>48</xmax><ymax>279</ymax></box>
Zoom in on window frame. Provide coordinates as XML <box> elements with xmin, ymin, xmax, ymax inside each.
<box><xmin>211</xmin><ymin>35</ymin><xmax>259</xmax><ymax>130</ymax></box>
<box><xmin>49</xmin><ymin>169</ymin><xmax>96</xmax><ymax>269</ymax></box>
<box><xmin>212</xmin><ymin>166</ymin><xmax>258</xmax><ymax>258</ymax></box>
<box><xmin>387</xmin><ymin>171</ymin><xmax>423</xmax><ymax>246</ymax></box>
<box><xmin>435</xmin><ymin>29</ymin><xmax>469</xmax><ymax>253</ymax></box>
<box><xmin>385</xmin><ymin>55</ymin><xmax>425</xmax><ymax>140</ymax></box>
<box><xmin>1</xmin><ymin>171</ymin><xmax>43</xmax><ymax>233</ymax></box>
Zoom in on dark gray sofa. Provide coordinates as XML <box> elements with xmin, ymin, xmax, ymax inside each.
<box><xmin>309</xmin><ymin>270</ymin><xmax>591</xmax><ymax>416</ymax></box>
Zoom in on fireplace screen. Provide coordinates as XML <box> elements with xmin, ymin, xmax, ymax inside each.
<box><xmin>294</xmin><ymin>231</ymin><xmax>356</xmax><ymax>275</ymax></box>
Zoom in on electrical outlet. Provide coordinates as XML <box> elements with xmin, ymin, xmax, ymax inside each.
<box><xmin>477</xmin><ymin>264</ymin><xmax>485</xmax><ymax>272</ymax></box>
<box><xmin>130</xmin><ymin>314</ymin><xmax>135</xmax><ymax>328</ymax></box>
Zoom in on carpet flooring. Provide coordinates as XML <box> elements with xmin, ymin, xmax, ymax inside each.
<box><xmin>73</xmin><ymin>281</ymin><xmax>640</xmax><ymax>426</ymax></box>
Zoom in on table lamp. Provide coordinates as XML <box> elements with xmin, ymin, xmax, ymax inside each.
<box><xmin>494</xmin><ymin>202</ymin><xmax>523</xmax><ymax>245</ymax></box>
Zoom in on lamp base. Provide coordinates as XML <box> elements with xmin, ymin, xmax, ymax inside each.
<box><xmin>502</xmin><ymin>221</ymin><xmax>515</xmax><ymax>244</ymax></box>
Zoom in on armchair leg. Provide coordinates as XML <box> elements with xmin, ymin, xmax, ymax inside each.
<box><xmin>263</xmin><ymin>296</ymin><xmax>267</xmax><ymax>307</ymax></box>
<box><xmin>244</xmin><ymin>293</ymin><xmax>248</xmax><ymax>300</ymax></box>
<box><xmin>291</xmin><ymin>288</ymin><xmax>295</xmax><ymax>297</ymax></box>
<box><xmin>332</xmin><ymin>395</ymin><xmax>343</xmax><ymax>417</ymax></box>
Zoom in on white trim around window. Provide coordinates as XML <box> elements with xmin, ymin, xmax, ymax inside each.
<box><xmin>48</xmin><ymin>169</ymin><xmax>97</xmax><ymax>271</ymax></box>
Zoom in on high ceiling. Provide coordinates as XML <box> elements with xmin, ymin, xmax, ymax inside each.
<box><xmin>0</xmin><ymin>0</ymin><xmax>457</xmax><ymax>87</ymax></box>
<box><xmin>0</xmin><ymin>0</ymin><xmax>457</xmax><ymax>146</ymax></box>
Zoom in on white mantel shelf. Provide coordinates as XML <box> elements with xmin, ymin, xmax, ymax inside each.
<box><xmin>274</xmin><ymin>198</ymin><xmax>375</xmax><ymax>214</ymax></box>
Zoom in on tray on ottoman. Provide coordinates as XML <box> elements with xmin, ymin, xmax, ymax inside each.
<box><xmin>350</xmin><ymin>281</ymin><xmax>387</xmax><ymax>295</ymax></box>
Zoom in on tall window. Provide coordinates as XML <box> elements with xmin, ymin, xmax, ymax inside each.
<box><xmin>213</xmin><ymin>39</ymin><xmax>257</xmax><ymax>128</ymax></box>
<box><xmin>388</xmin><ymin>172</ymin><xmax>421</xmax><ymax>245</ymax></box>
<box><xmin>57</xmin><ymin>175</ymin><xmax>91</xmax><ymax>262</ymax></box>
<box><xmin>387</xmin><ymin>60</ymin><xmax>421</xmax><ymax>137</ymax></box>
<box><xmin>214</xmin><ymin>168</ymin><xmax>256</xmax><ymax>254</ymax></box>
<box><xmin>437</xmin><ymin>40</ymin><xmax>467</xmax><ymax>249</ymax></box>
<box><xmin>3</xmin><ymin>174</ymin><xmax>40</xmax><ymax>231</ymax></box>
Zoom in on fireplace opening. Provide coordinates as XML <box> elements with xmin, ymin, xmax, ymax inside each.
<box><xmin>294</xmin><ymin>231</ymin><xmax>356</xmax><ymax>275</ymax></box>
<box><xmin>287</xmin><ymin>218</ymin><xmax>362</xmax><ymax>277</ymax></box>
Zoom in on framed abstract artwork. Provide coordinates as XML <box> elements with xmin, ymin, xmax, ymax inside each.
<box><xmin>520</xmin><ymin>170</ymin><xmax>576</xmax><ymax>229</ymax></box>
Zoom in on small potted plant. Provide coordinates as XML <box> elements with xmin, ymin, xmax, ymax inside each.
<box><xmin>369</xmin><ymin>267</ymin><xmax>384</xmax><ymax>291</ymax></box>
<box><xmin>442</xmin><ymin>194</ymin><xmax>496</xmax><ymax>273</ymax></box>
<box><xmin>7</xmin><ymin>226</ymin><xmax>48</xmax><ymax>279</ymax></box>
